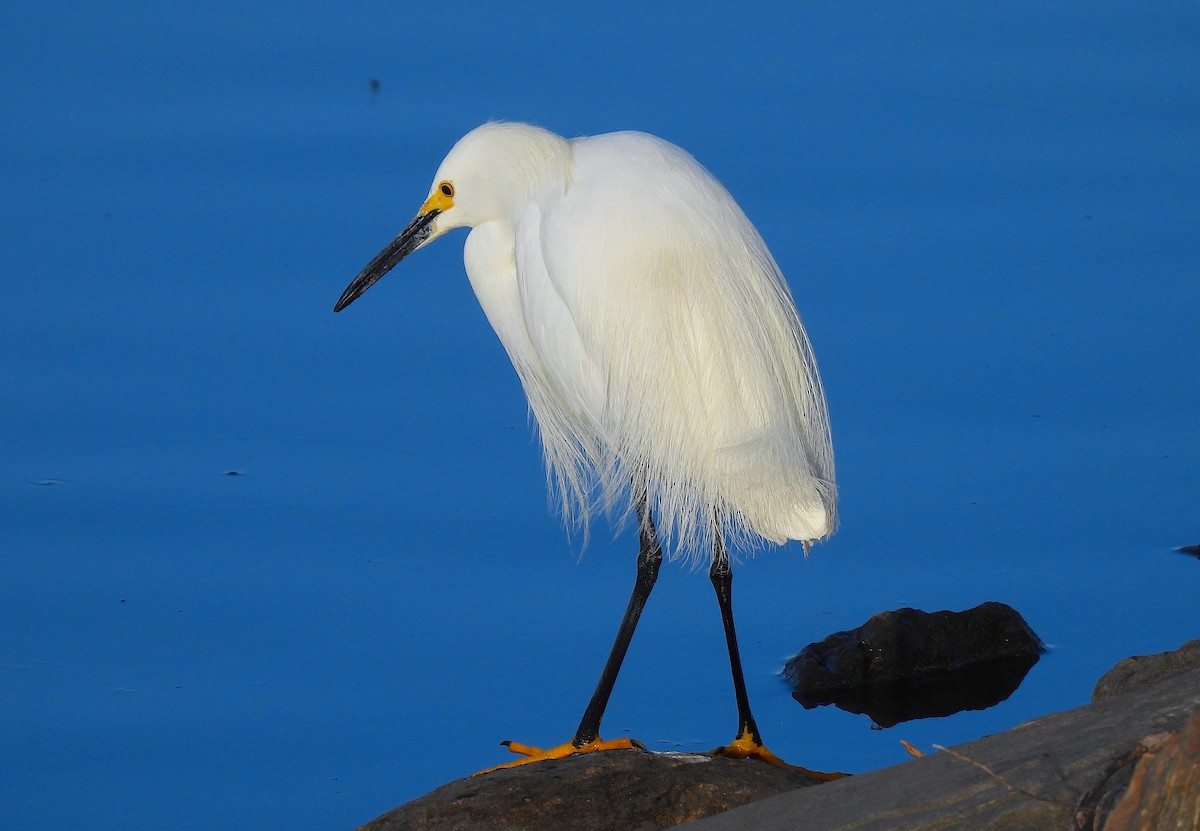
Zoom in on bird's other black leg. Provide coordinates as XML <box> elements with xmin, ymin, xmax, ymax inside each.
<box><xmin>571</xmin><ymin>489</ymin><xmax>662</xmax><ymax>747</ymax></box>
<box><xmin>709</xmin><ymin>531</ymin><xmax>762</xmax><ymax>747</ymax></box>
<box><xmin>708</xmin><ymin>528</ymin><xmax>848</xmax><ymax>779</ymax></box>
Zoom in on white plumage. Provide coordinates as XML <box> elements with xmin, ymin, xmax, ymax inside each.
<box><xmin>409</xmin><ymin>122</ymin><xmax>835</xmax><ymax>561</ymax></box>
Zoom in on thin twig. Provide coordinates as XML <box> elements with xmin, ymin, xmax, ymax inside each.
<box><xmin>931</xmin><ymin>744</ymin><xmax>1063</xmax><ymax>808</ymax></box>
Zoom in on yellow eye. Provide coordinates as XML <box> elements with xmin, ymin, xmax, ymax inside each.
<box><xmin>439</xmin><ymin>182</ymin><xmax>454</xmax><ymax>198</ymax></box>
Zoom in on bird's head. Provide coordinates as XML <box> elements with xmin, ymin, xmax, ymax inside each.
<box><xmin>334</xmin><ymin>122</ymin><xmax>570</xmax><ymax>313</ymax></box>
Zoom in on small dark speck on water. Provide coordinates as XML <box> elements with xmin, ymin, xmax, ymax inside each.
<box><xmin>225</xmin><ymin>470</ymin><xmax>241</xmax><ymax>476</ymax></box>
<box><xmin>1178</xmin><ymin>543</ymin><xmax>1200</xmax><ymax>559</ymax></box>
<box><xmin>369</xmin><ymin>78</ymin><xmax>380</xmax><ymax>95</ymax></box>
<box><xmin>35</xmin><ymin>479</ymin><xmax>63</xmax><ymax>486</ymax></box>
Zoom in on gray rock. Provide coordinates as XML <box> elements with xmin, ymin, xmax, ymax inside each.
<box><xmin>1093</xmin><ymin>638</ymin><xmax>1200</xmax><ymax>702</ymax></box>
<box><xmin>1102</xmin><ymin>707</ymin><xmax>1200</xmax><ymax>830</ymax></box>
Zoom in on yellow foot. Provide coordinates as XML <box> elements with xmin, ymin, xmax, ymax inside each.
<box><xmin>474</xmin><ymin>736</ymin><xmax>646</xmax><ymax>776</ymax></box>
<box><xmin>710</xmin><ymin>731</ymin><xmax>849</xmax><ymax>782</ymax></box>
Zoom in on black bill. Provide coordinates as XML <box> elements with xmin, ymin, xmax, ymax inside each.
<box><xmin>334</xmin><ymin>209</ymin><xmax>440</xmax><ymax>312</ymax></box>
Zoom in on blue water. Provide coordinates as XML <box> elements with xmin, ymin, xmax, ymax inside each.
<box><xmin>3</xmin><ymin>2</ymin><xmax>1197</xmax><ymax>829</ymax></box>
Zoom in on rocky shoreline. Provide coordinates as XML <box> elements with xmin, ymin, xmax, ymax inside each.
<box><xmin>356</xmin><ymin>639</ymin><xmax>1200</xmax><ymax>831</ymax></box>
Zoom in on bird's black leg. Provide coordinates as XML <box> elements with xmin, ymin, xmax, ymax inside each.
<box><xmin>571</xmin><ymin>492</ymin><xmax>662</xmax><ymax>747</ymax></box>
<box><xmin>710</xmin><ymin>532</ymin><xmax>762</xmax><ymax>746</ymax></box>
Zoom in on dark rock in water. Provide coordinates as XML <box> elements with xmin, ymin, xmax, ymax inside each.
<box><xmin>1092</xmin><ymin>638</ymin><xmax>1200</xmax><ymax>702</ymax></box>
<box><xmin>356</xmin><ymin>748</ymin><xmax>823</xmax><ymax>831</ymax></box>
<box><xmin>783</xmin><ymin>602</ymin><xmax>1043</xmax><ymax>726</ymax></box>
<box><xmin>1178</xmin><ymin>542</ymin><xmax>1200</xmax><ymax>559</ymax></box>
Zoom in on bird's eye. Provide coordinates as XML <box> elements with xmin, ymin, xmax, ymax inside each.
<box><xmin>439</xmin><ymin>182</ymin><xmax>454</xmax><ymax>198</ymax></box>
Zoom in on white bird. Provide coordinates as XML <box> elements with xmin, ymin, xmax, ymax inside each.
<box><xmin>335</xmin><ymin>122</ymin><xmax>837</xmax><ymax>775</ymax></box>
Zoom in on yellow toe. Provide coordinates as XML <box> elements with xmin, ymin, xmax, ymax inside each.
<box><xmin>474</xmin><ymin>736</ymin><xmax>645</xmax><ymax>776</ymax></box>
<box><xmin>710</xmin><ymin>730</ymin><xmax>849</xmax><ymax>781</ymax></box>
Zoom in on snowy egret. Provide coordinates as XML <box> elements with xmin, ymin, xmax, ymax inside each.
<box><xmin>335</xmin><ymin>123</ymin><xmax>837</xmax><ymax>774</ymax></box>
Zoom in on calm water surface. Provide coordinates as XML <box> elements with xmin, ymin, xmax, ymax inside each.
<box><xmin>2</xmin><ymin>3</ymin><xmax>1197</xmax><ymax>829</ymax></box>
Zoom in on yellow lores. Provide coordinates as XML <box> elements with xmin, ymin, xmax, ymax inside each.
<box><xmin>335</xmin><ymin>122</ymin><xmax>839</xmax><ymax>777</ymax></box>
<box><xmin>421</xmin><ymin>181</ymin><xmax>454</xmax><ymax>215</ymax></box>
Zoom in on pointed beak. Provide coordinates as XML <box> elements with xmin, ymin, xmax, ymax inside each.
<box><xmin>333</xmin><ymin>208</ymin><xmax>440</xmax><ymax>312</ymax></box>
